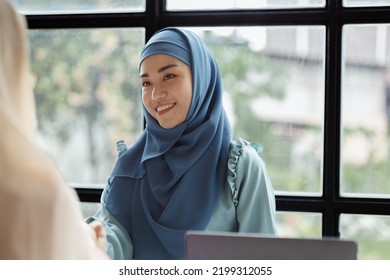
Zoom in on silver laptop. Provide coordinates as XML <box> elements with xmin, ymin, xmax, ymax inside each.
<box><xmin>185</xmin><ymin>231</ymin><xmax>358</xmax><ymax>260</ymax></box>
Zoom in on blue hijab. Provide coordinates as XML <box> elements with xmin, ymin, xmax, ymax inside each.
<box><xmin>105</xmin><ymin>27</ymin><xmax>232</xmax><ymax>259</ymax></box>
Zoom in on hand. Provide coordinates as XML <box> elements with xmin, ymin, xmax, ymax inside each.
<box><xmin>86</xmin><ymin>220</ymin><xmax>107</xmax><ymax>253</ymax></box>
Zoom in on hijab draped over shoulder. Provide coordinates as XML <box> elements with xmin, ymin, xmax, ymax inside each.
<box><xmin>106</xmin><ymin>27</ymin><xmax>232</xmax><ymax>259</ymax></box>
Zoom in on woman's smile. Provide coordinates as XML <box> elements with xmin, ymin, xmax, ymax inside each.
<box><xmin>156</xmin><ymin>103</ymin><xmax>175</xmax><ymax>115</ymax></box>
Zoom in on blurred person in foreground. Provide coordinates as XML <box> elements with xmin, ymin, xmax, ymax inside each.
<box><xmin>0</xmin><ymin>0</ymin><xmax>107</xmax><ymax>259</ymax></box>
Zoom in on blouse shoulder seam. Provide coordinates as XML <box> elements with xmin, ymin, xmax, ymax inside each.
<box><xmin>226</xmin><ymin>139</ymin><xmax>244</xmax><ymax>207</ymax></box>
<box><xmin>226</xmin><ymin>138</ymin><xmax>264</xmax><ymax>207</ymax></box>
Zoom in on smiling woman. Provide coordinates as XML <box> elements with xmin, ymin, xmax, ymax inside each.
<box><xmin>140</xmin><ymin>54</ymin><xmax>193</xmax><ymax>129</ymax></box>
<box><xmin>86</xmin><ymin>27</ymin><xmax>278</xmax><ymax>260</ymax></box>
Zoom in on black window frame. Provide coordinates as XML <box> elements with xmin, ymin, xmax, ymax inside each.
<box><xmin>25</xmin><ymin>0</ymin><xmax>390</xmax><ymax>237</ymax></box>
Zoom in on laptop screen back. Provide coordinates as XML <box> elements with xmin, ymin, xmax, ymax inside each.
<box><xmin>185</xmin><ymin>231</ymin><xmax>358</xmax><ymax>260</ymax></box>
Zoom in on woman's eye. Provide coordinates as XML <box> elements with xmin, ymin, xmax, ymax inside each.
<box><xmin>142</xmin><ymin>81</ymin><xmax>150</xmax><ymax>87</ymax></box>
<box><xmin>163</xmin><ymin>74</ymin><xmax>174</xmax><ymax>81</ymax></box>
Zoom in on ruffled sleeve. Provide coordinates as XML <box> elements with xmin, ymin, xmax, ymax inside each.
<box><xmin>226</xmin><ymin>138</ymin><xmax>278</xmax><ymax>235</ymax></box>
<box><xmin>226</xmin><ymin>140</ymin><xmax>242</xmax><ymax>207</ymax></box>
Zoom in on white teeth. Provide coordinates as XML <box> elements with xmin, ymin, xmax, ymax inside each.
<box><xmin>156</xmin><ymin>104</ymin><xmax>174</xmax><ymax>112</ymax></box>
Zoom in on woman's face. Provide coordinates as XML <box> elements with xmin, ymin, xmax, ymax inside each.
<box><xmin>140</xmin><ymin>54</ymin><xmax>192</xmax><ymax>129</ymax></box>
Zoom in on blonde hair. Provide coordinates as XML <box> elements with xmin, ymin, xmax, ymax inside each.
<box><xmin>0</xmin><ymin>0</ymin><xmax>36</xmax><ymax>139</ymax></box>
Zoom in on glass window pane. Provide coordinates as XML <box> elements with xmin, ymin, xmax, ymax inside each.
<box><xmin>276</xmin><ymin>212</ymin><xmax>322</xmax><ymax>237</ymax></box>
<box><xmin>167</xmin><ymin>0</ymin><xmax>325</xmax><ymax>10</ymax></box>
<box><xmin>341</xmin><ymin>24</ymin><xmax>390</xmax><ymax>197</ymax></box>
<box><xmin>31</xmin><ymin>28</ymin><xmax>145</xmax><ymax>186</ymax></box>
<box><xmin>340</xmin><ymin>214</ymin><xmax>390</xmax><ymax>259</ymax></box>
<box><xmin>186</xmin><ymin>26</ymin><xmax>325</xmax><ymax>194</ymax></box>
<box><xmin>343</xmin><ymin>0</ymin><xmax>390</xmax><ymax>7</ymax></box>
<box><xmin>11</xmin><ymin>0</ymin><xmax>145</xmax><ymax>14</ymax></box>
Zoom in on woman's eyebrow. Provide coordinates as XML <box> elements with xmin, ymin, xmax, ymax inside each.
<box><xmin>158</xmin><ymin>64</ymin><xmax>178</xmax><ymax>73</ymax></box>
<box><xmin>140</xmin><ymin>63</ymin><xmax>178</xmax><ymax>78</ymax></box>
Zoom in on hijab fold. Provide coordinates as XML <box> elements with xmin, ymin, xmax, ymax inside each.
<box><xmin>106</xmin><ymin>27</ymin><xmax>232</xmax><ymax>259</ymax></box>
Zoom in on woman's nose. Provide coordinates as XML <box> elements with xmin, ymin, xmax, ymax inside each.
<box><xmin>151</xmin><ymin>84</ymin><xmax>167</xmax><ymax>100</ymax></box>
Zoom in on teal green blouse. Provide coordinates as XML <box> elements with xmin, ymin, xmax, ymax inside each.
<box><xmin>87</xmin><ymin>138</ymin><xmax>278</xmax><ymax>259</ymax></box>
